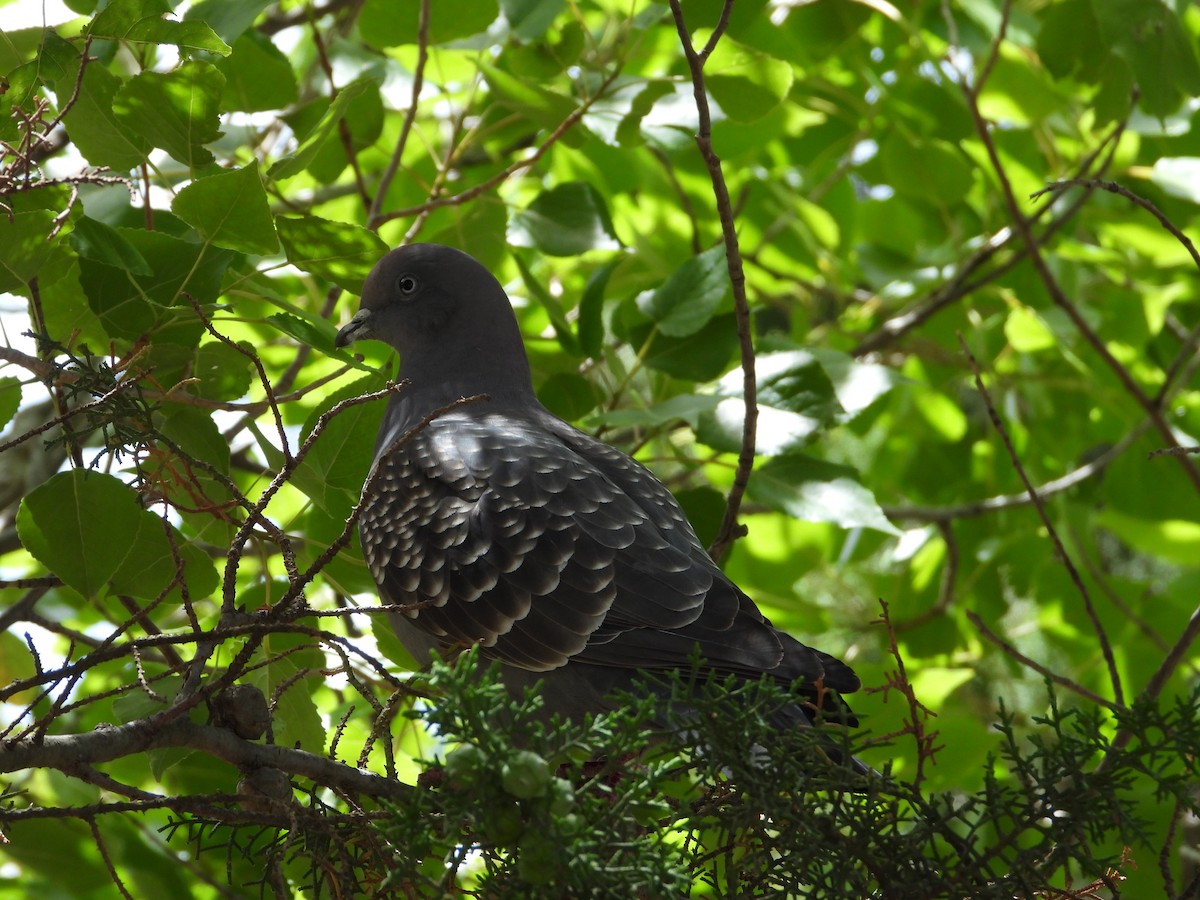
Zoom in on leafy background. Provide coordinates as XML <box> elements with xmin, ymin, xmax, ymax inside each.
<box><xmin>1</xmin><ymin>0</ymin><xmax>1200</xmax><ymax>896</ymax></box>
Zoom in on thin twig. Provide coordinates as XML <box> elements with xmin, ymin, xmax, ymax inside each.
<box><xmin>667</xmin><ymin>0</ymin><xmax>756</xmax><ymax>563</ymax></box>
<box><xmin>966</xmin><ymin>611</ymin><xmax>1118</xmax><ymax>711</ymax></box>
<box><xmin>374</xmin><ymin>69</ymin><xmax>622</xmax><ymax>225</ymax></box>
<box><xmin>960</xmin><ymin>336</ymin><xmax>1124</xmax><ymax>707</ymax></box>
<box><xmin>369</xmin><ymin>0</ymin><xmax>431</xmax><ymax>228</ymax></box>
<box><xmin>962</xmin><ymin>52</ymin><xmax>1200</xmax><ymax>495</ymax></box>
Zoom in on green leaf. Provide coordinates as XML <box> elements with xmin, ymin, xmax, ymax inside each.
<box><xmin>1095</xmin><ymin>0</ymin><xmax>1200</xmax><ymax>119</ymax></box>
<box><xmin>185</xmin><ymin>0</ymin><xmax>274</xmax><ymax>42</ymax></box>
<box><xmin>172</xmin><ymin>162</ymin><xmax>278</xmax><ymax>255</ymax></box>
<box><xmin>214</xmin><ymin>30</ymin><xmax>298</xmax><ymax>112</ymax></box>
<box><xmin>113</xmin><ymin>61</ymin><xmax>226</xmax><ymax>168</ymax></box>
<box><xmin>53</xmin><ymin>51</ymin><xmax>152</xmax><ymax>171</ymax></box>
<box><xmin>358</xmin><ymin>0</ymin><xmax>499</xmax><ymax>47</ymax></box>
<box><xmin>1004</xmin><ymin>306</ymin><xmax>1056</xmax><ymax>353</ymax></box>
<box><xmin>190</xmin><ymin>341</ymin><xmax>254</xmax><ymax>402</ymax></box>
<box><xmin>514</xmin><ymin>254</ymin><xmax>580</xmax><ymax>355</ymax></box>
<box><xmin>637</xmin><ymin>246</ymin><xmax>728</xmax><ymax>338</ymax></box>
<box><xmin>1036</xmin><ymin>0</ymin><xmax>1107</xmax><ymax>82</ymax></box>
<box><xmin>0</xmin><ymin>377</ymin><xmax>22</xmax><ymax>430</ymax></box>
<box><xmin>501</xmin><ymin>0</ymin><xmax>566</xmax><ymax>40</ymax></box>
<box><xmin>0</xmin><ymin>210</ymin><xmax>63</xmax><ymax>293</ymax></box>
<box><xmin>90</xmin><ymin>0</ymin><xmax>232</xmax><ymax>54</ymax></box>
<box><xmin>595</xmin><ymin>393</ymin><xmax>720</xmax><ymax>429</ymax></box>
<box><xmin>276</xmin><ymin>215</ymin><xmax>388</xmax><ymax>293</ymax></box>
<box><xmin>537</xmin><ymin>372</ymin><xmax>598</xmax><ymax>420</ymax></box>
<box><xmin>76</xmin><ymin>230</ymin><xmax>233</xmax><ymax>339</ymax></box>
<box><xmin>16</xmin><ymin>471</ymin><xmax>144</xmax><ymax>598</ymax></box>
<box><xmin>509</xmin><ymin>183</ymin><xmax>621</xmax><ymax>257</ymax></box>
<box><xmin>267</xmin><ymin>312</ymin><xmax>341</xmax><ymax>355</ymax></box>
<box><xmin>809</xmin><ymin>348</ymin><xmax>897</xmax><ymax>418</ymax></box>
<box><xmin>698</xmin><ymin>350</ymin><xmax>841</xmax><ymax>456</ymax></box>
<box><xmin>636</xmin><ymin>312</ymin><xmax>738</xmax><ymax>382</ymax></box>
<box><xmin>479</xmin><ymin>60</ymin><xmax>577</xmax><ymax>130</ymax></box>
<box><xmin>306</xmin><ymin>77</ymin><xmax>386</xmax><ymax>184</ymax></box>
<box><xmin>69</xmin><ymin>217</ymin><xmax>153</xmax><ymax>276</ymax></box>
<box><xmin>269</xmin><ymin>78</ymin><xmax>371</xmax><ymax>180</ymax></box>
<box><xmin>747</xmin><ymin>455</ymin><xmax>899</xmax><ymax>535</ymax></box>
<box><xmin>109</xmin><ymin>509</ymin><xmax>219</xmax><ymax>602</ymax></box>
<box><xmin>706</xmin><ymin>37</ymin><xmax>794</xmax><ymax>122</ymax></box>
<box><xmin>578</xmin><ymin>260</ymin><xmax>616</xmax><ymax>358</ymax></box>
<box><xmin>881</xmin><ymin>134</ymin><xmax>973</xmax><ymax>206</ymax></box>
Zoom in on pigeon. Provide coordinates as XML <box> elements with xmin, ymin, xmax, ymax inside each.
<box><xmin>335</xmin><ymin>243</ymin><xmax>861</xmax><ymax>743</ymax></box>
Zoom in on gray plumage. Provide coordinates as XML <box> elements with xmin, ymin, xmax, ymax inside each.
<box><xmin>335</xmin><ymin>243</ymin><xmax>860</xmax><ymax>732</ymax></box>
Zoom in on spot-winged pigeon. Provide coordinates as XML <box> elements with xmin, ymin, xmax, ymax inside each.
<box><xmin>335</xmin><ymin>243</ymin><xmax>861</xmax><ymax>741</ymax></box>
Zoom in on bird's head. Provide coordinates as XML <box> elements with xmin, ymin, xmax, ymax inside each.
<box><xmin>335</xmin><ymin>243</ymin><xmax>533</xmax><ymax>395</ymax></box>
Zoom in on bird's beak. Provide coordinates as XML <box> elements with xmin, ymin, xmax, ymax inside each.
<box><xmin>335</xmin><ymin>308</ymin><xmax>374</xmax><ymax>349</ymax></box>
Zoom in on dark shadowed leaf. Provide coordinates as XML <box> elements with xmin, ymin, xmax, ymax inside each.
<box><xmin>510</xmin><ymin>183</ymin><xmax>620</xmax><ymax>257</ymax></box>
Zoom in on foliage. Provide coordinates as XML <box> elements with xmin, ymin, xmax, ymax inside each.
<box><xmin>1</xmin><ymin>0</ymin><xmax>1199</xmax><ymax>896</ymax></box>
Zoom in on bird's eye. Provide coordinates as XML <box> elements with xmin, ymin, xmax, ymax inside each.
<box><xmin>397</xmin><ymin>275</ymin><xmax>419</xmax><ymax>296</ymax></box>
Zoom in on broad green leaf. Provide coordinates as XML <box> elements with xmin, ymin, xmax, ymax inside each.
<box><xmin>1095</xmin><ymin>0</ymin><xmax>1200</xmax><ymax>119</ymax></box>
<box><xmin>306</xmin><ymin>78</ymin><xmax>386</xmax><ymax>185</ymax></box>
<box><xmin>635</xmin><ymin>312</ymin><xmax>739</xmax><ymax>382</ymax></box>
<box><xmin>1036</xmin><ymin>0</ymin><xmax>1107</xmax><ymax>82</ymax></box>
<box><xmin>637</xmin><ymin>246</ymin><xmax>728</xmax><ymax>338</ymax></box>
<box><xmin>810</xmin><ymin>348</ymin><xmax>897</xmax><ymax>418</ymax></box>
<box><xmin>185</xmin><ymin>0</ymin><xmax>274</xmax><ymax>42</ymax></box>
<box><xmin>215</xmin><ymin>30</ymin><xmax>298</xmax><ymax>112</ymax></box>
<box><xmin>515</xmin><ymin>255</ymin><xmax>581</xmax><ymax>355</ymax></box>
<box><xmin>509</xmin><ymin>183</ymin><xmax>621</xmax><ymax>257</ymax></box>
<box><xmin>1097</xmin><ymin>510</ymin><xmax>1200</xmax><ymax>567</ymax></box>
<box><xmin>172</xmin><ymin>162</ymin><xmax>278</xmax><ymax>255</ymax></box>
<box><xmin>53</xmin><ymin>51</ymin><xmax>152</xmax><ymax>171</ymax></box>
<box><xmin>595</xmin><ymin>393</ymin><xmax>720</xmax><ymax>429</ymax></box>
<box><xmin>747</xmin><ymin>454</ymin><xmax>900</xmax><ymax>535</ymax></box>
<box><xmin>479</xmin><ymin>60</ymin><xmax>578</xmax><ymax>131</ymax></box>
<box><xmin>578</xmin><ymin>260</ymin><xmax>616</xmax><ymax>358</ymax></box>
<box><xmin>113</xmin><ymin>61</ymin><xmax>226</xmax><ymax>168</ymax></box>
<box><xmin>269</xmin><ymin>78</ymin><xmax>372</xmax><ymax>179</ymax></box>
<box><xmin>267</xmin><ymin>312</ymin><xmax>341</xmax><ymax>355</ymax></box>
<box><xmin>706</xmin><ymin>36</ymin><xmax>794</xmax><ymax>122</ymax></box>
<box><xmin>0</xmin><ymin>210</ymin><xmax>62</xmax><ymax>293</ymax></box>
<box><xmin>698</xmin><ymin>350</ymin><xmax>841</xmax><ymax>456</ymax></box>
<box><xmin>358</xmin><ymin>0</ymin><xmax>498</xmax><ymax>47</ymax></box>
<box><xmin>69</xmin><ymin>217</ymin><xmax>153</xmax><ymax>275</ymax></box>
<box><xmin>191</xmin><ymin>341</ymin><xmax>254</xmax><ymax>402</ymax></box>
<box><xmin>1004</xmin><ymin>306</ymin><xmax>1056</xmax><ymax>353</ymax></box>
<box><xmin>881</xmin><ymin>133</ymin><xmax>973</xmax><ymax>206</ymax></box>
<box><xmin>16</xmin><ymin>471</ymin><xmax>144</xmax><ymax>598</ymax></box>
<box><xmin>501</xmin><ymin>0</ymin><xmax>565</xmax><ymax>39</ymax></box>
<box><xmin>537</xmin><ymin>371</ymin><xmax>599</xmax><ymax>420</ymax></box>
<box><xmin>76</xmin><ymin>230</ymin><xmax>233</xmax><ymax>339</ymax></box>
<box><xmin>913</xmin><ymin>387</ymin><xmax>967</xmax><ymax>442</ymax></box>
<box><xmin>109</xmin><ymin>509</ymin><xmax>219</xmax><ymax>602</ymax></box>
<box><xmin>276</xmin><ymin>215</ymin><xmax>388</xmax><ymax>293</ymax></box>
<box><xmin>0</xmin><ymin>377</ymin><xmax>22</xmax><ymax>430</ymax></box>
<box><xmin>90</xmin><ymin>0</ymin><xmax>231</xmax><ymax>53</ymax></box>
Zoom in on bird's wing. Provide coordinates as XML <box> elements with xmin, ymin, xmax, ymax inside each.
<box><xmin>360</xmin><ymin>410</ymin><xmax>854</xmax><ymax>695</ymax></box>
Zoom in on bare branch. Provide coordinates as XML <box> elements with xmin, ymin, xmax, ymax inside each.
<box><xmin>960</xmin><ymin>335</ymin><xmax>1124</xmax><ymax>708</ymax></box>
<box><xmin>667</xmin><ymin>0</ymin><xmax>757</xmax><ymax>563</ymax></box>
